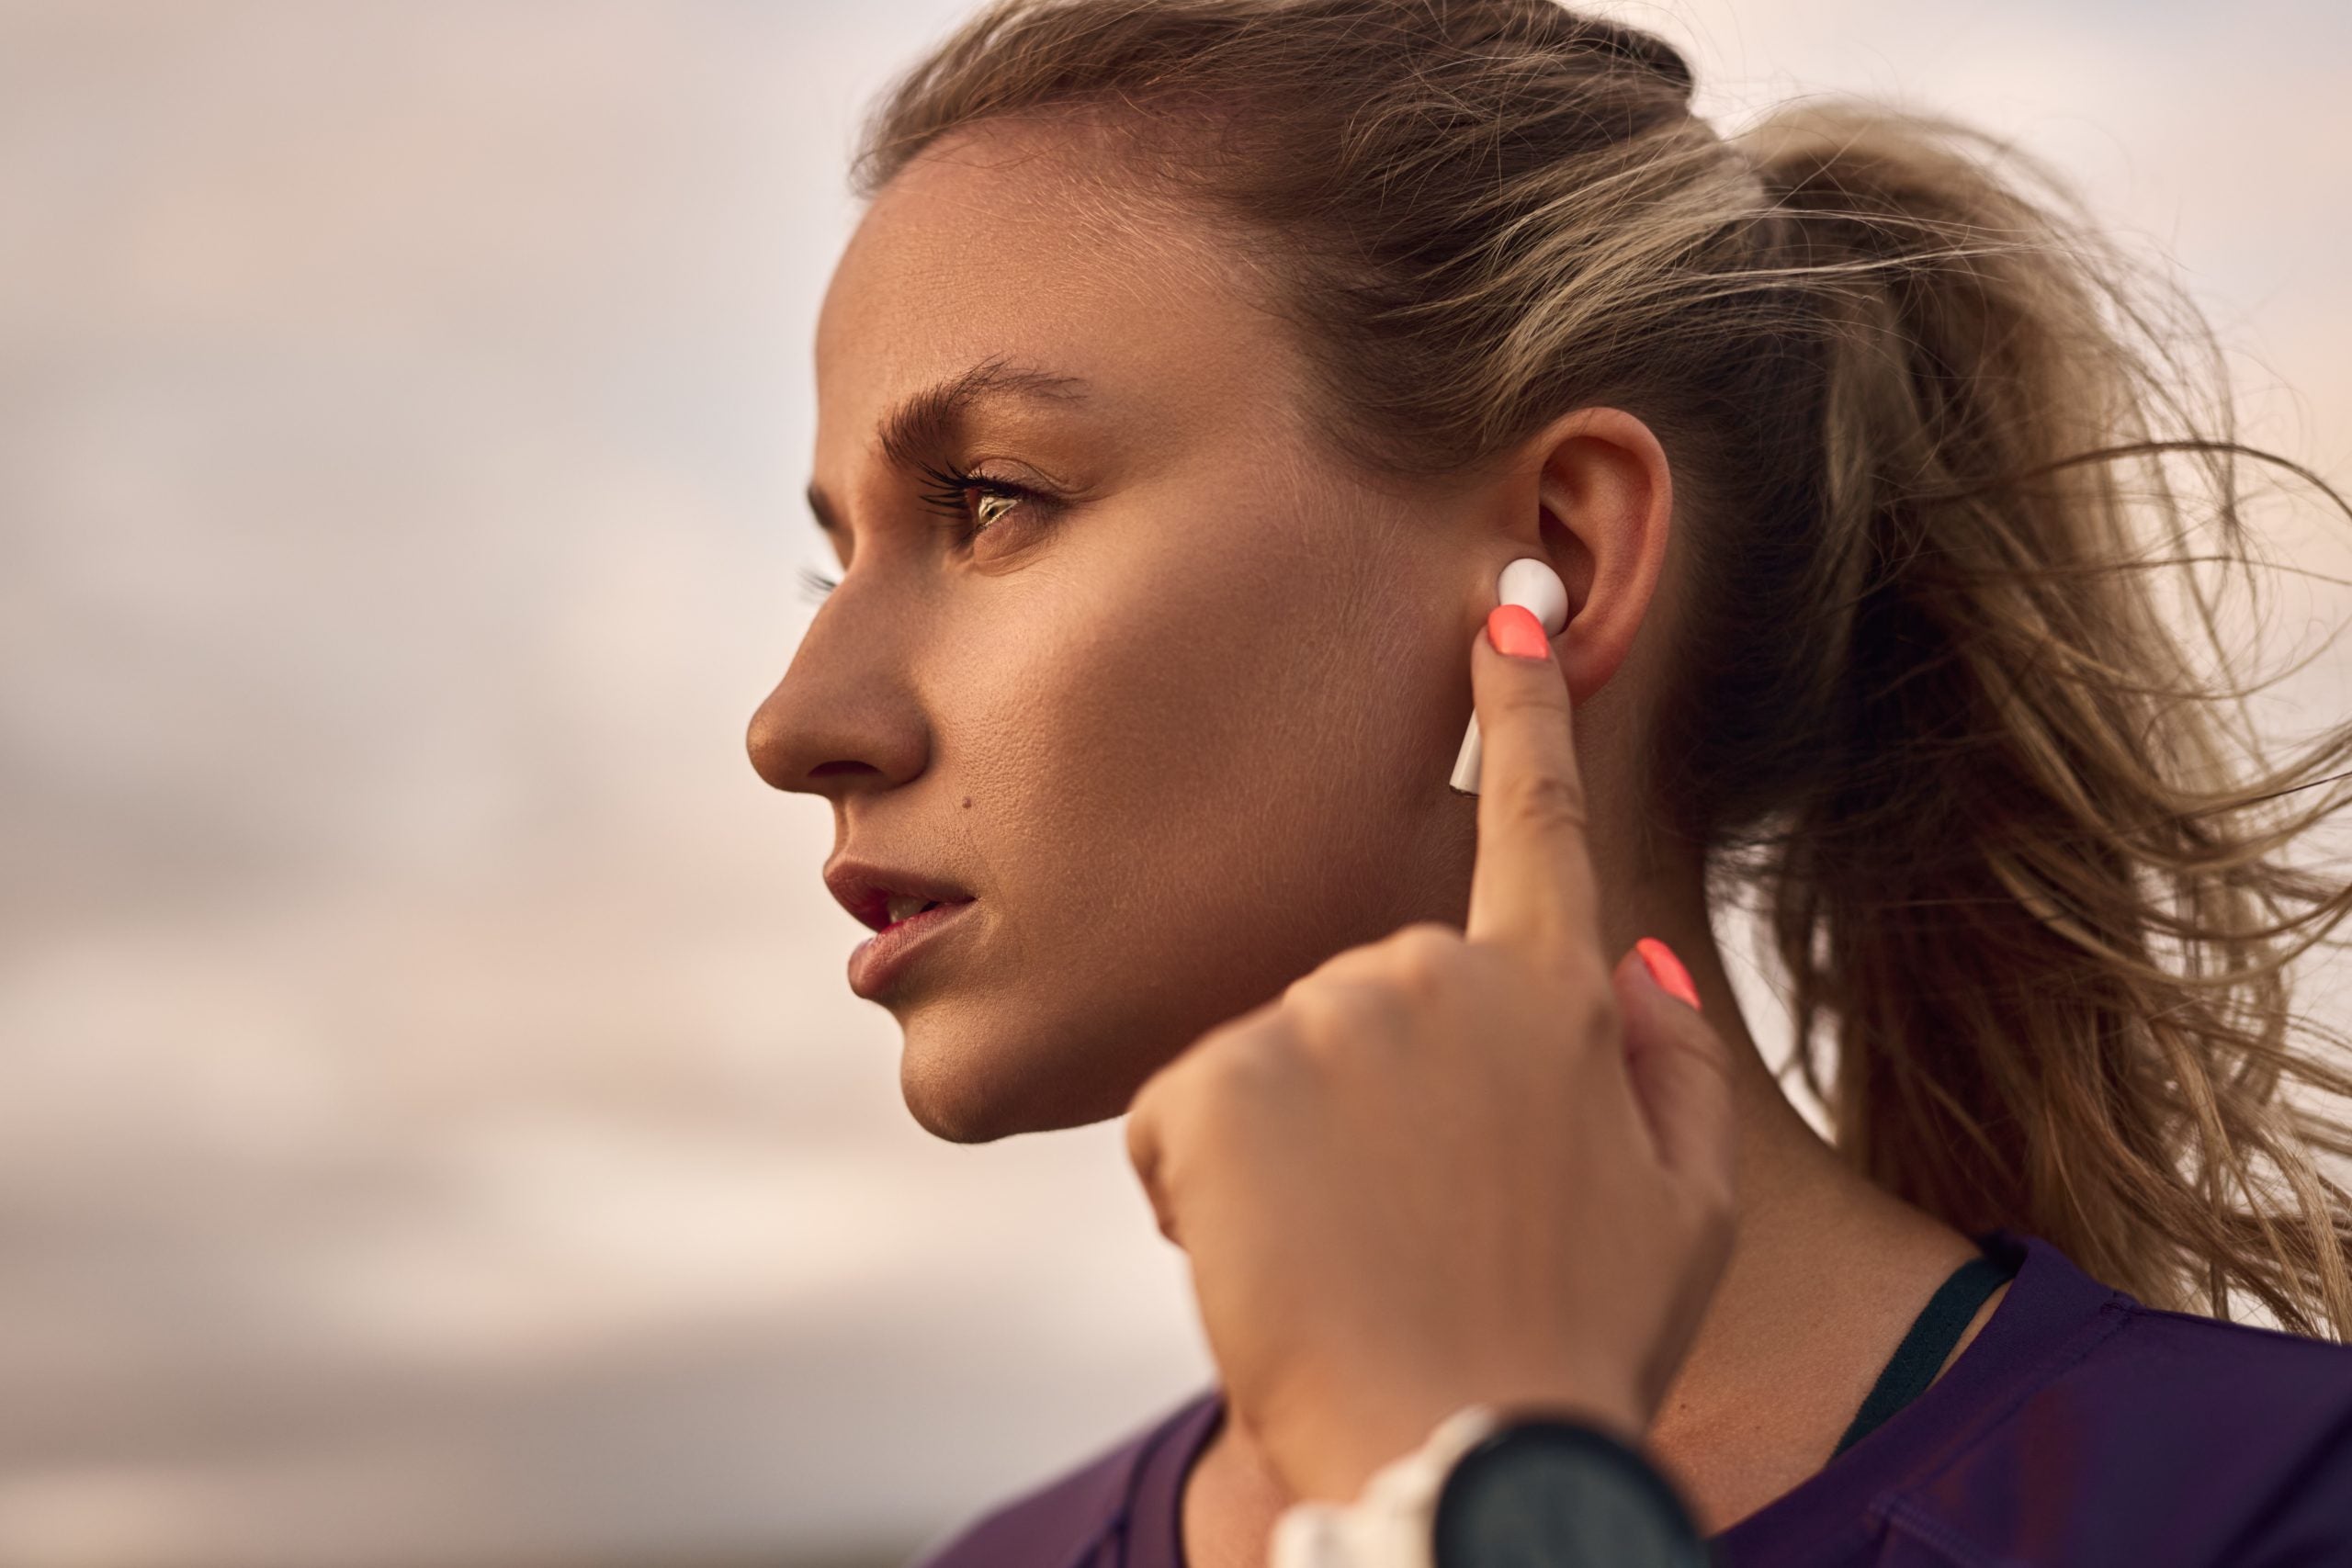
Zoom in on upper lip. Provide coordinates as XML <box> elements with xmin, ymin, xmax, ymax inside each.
<box><xmin>822</xmin><ymin>857</ymin><xmax>976</xmax><ymax>932</ymax></box>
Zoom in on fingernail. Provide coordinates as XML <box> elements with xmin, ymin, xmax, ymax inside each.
<box><xmin>1635</xmin><ymin>937</ymin><xmax>1702</xmax><ymax>1011</ymax></box>
<box><xmin>1486</xmin><ymin>603</ymin><xmax>1550</xmax><ymax>660</ymax></box>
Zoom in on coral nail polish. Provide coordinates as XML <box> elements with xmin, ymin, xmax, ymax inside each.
<box><xmin>1486</xmin><ymin>603</ymin><xmax>1550</xmax><ymax>660</ymax></box>
<box><xmin>1635</xmin><ymin>937</ymin><xmax>1702</xmax><ymax>1011</ymax></box>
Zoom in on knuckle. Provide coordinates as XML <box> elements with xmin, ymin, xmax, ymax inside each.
<box><xmin>1285</xmin><ymin>978</ymin><xmax>1387</xmax><ymax>1043</ymax></box>
<box><xmin>1134</xmin><ymin>1024</ymin><xmax>1242</xmax><ymax>1122</ymax></box>
<box><xmin>1383</xmin><ymin>921</ymin><xmax>1467</xmax><ymax>992</ymax></box>
<box><xmin>1284</xmin><ymin>981</ymin><xmax>1419</xmax><ymax>1072</ymax></box>
<box><xmin>1562</xmin><ymin>989</ymin><xmax>1618</xmax><ymax>1054</ymax></box>
<box><xmin>1281</xmin><ymin>968</ymin><xmax>1343</xmax><ymax>1012</ymax></box>
<box><xmin>1125</xmin><ymin>1069</ymin><xmax>1178</xmax><ymax>1157</ymax></box>
<box><xmin>1124</xmin><ymin>1093</ymin><xmax>1167</xmax><ymax>1184</ymax></box>
<box><xmin>1588</xmin><ymin>993</ymin><xmax>1624</xmax><ymax>1048</ymax></box>
<box><xmin>1502</xmin><ymin>771</ymin><xmax>1590</xmax><ymax>836</ymax></box>
<box><xmin>1125</xmin><ymin>1069</ymin><xmax>1165</xmax><ymax>1134</ymax></box>
<box><xmin>1197</xmin><ymin>1021</ymin><xmax>1298</xmax><ymax>1100</ymax></box>
<box><xmin>1488</xmin><ymin>680</ymin><xmax>1565</xmax><ymax>722</ymax></box>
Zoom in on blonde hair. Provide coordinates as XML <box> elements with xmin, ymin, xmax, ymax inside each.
<box><xmin>851</xmin><ymin>0</ymin><xmax>2352</xmax><ymax>1337</ymax></box>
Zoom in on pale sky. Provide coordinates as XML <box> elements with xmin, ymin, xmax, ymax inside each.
<box><xmin>1</xmin><ymin>3</ymin><xmax>2346</xmax><ymax>1564</ymax></box>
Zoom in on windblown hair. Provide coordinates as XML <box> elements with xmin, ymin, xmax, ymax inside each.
<box><xmin>853</xmin><ymin>0</ymin><xmax>2352</xmax><ymax>1337</ymax></box>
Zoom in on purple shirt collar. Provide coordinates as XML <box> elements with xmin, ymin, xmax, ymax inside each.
<box><xmin>1090</xmin><ymin>1226</ymin><xmax>2126</xmax><ymax>1566</ymax></box>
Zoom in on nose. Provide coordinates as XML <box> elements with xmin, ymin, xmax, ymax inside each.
<box><xmin>746</xmin><ymin>587</ymin><xmax>931</xmax><ymax>802</ymax></box>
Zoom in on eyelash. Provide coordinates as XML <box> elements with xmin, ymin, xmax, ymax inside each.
<box><xmin>797</xmin><ymin>460</ymin><xmax>1053</xmax><ymax>604</ymax></box>
<box><xmin>797</xmin><ymin>564</ymin><xmax>840</xmax><ymax>603</ymax></box>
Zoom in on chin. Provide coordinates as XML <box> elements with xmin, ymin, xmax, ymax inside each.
<box><xmin>898</xmin><ymin>1053</ymin><xmax>1018</xmax><ymax>1144</ymax></box>
<box><xmin>894</xmin><ymin>1001</ymin><xmax>1160</xmax><ymax>1144</ymax></box>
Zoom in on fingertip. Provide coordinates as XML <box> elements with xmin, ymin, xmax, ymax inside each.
<box><xmin>1634</xmin><ymin>937</ymin><xmax>1701</xmax><ymax>1012</ymax></box>
<box><xmin>1613</xmin><ymin>942</ymin><xmax>1736</xmax><ymax>1185</ymax></box>
<box><xmin>1485</xmin><ymin>603</ymin><xmax>1551</xmax><ymax>660</ymax></box>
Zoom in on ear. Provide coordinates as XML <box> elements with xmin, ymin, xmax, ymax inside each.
<box><xmin>1491</xmin><ymin>406</ymin><xmax>1673</xmax><ymax>703</ymax></box>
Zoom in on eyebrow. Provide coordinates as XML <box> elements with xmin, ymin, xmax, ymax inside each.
<box><xmin>805</xmin><ymin>357</ymin><xmax>1093</xmax><ymax>537</ymax></box>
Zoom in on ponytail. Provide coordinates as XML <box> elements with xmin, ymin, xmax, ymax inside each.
<box><xmin>857</xmin><ymin>0</ymin><xmax>2352</xmax><ymax>1337</ymax></box>
<box><xmin>1675</xmin><ymin>103</ymin><xmax>2352</xmax><ymax>1332</ymax></box>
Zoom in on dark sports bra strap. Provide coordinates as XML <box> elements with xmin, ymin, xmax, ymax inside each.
<box><xmin>1830</xmin><ymin>1247</ymin><xmax>2018</xmax><ymax>1459</ymax></box>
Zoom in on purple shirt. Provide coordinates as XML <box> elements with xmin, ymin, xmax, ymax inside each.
<box><xmin>909</xmin><ymin>1228</ymin><xmax>2352</xmax><ymax>1566</ymax></box>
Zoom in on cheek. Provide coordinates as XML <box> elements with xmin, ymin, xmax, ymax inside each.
<box><xmin>929</xmin><ymin>514</ymin><xmax>1467</xmax><ymax>1104</ymax></box>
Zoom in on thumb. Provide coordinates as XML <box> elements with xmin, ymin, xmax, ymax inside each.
<box><xmin>1611</xmin><ymin>938</ymin><xmax>1737</xmax><ymax>1190</ymax></box>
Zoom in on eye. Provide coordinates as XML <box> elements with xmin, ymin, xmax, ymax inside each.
<box><xmin>797</xmin><ymin>465</ymin><xmax>1057</xmax><ymax>604</ymax></box>
<box><xmin>914</xmin><ymin>459</ymin><xmax>1056</xmax><ymax>547</ymax></box>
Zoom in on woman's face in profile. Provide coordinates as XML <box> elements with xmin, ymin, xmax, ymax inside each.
<box><xmin>749</xmin><ymin>122</ymin><xmax>1495</xmax><ymax>1141</ymax></box>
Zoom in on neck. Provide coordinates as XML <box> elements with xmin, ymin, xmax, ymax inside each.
<box><xmin>1594</xmin><ymin>862</ymin><xmax>1993</xmax><ymax>1529</ymax></box>
<box><xmin>1186</xmin><ymin>865</ymin><xmax>1990</xmax><ymax>1555</ymax></box>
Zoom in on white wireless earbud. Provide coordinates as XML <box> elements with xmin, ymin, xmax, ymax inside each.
<box><xmin>1448</xmin><ymin>556</ymin><xmax>1568</xmax><ymax>795</ymax></box>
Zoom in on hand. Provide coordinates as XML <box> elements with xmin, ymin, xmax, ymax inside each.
<box><xmin>1124</xmin><ymin>604</ymin><xmax>1739</xmax><ymax>1504</ymax></box>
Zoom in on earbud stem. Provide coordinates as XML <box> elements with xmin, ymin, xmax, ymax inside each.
<box><xmin>1449</xmin><ymin>715</ymin><xmax>1484</xmax><ymax>795</ymax></box>
<box><xmin>1450</xmin><ymin>556</ymin><xmax>1565</xmax><ymax>796</ymax></box>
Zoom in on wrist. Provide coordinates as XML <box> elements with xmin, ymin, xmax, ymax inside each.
<box><xmin>1271</xmin><ymin>1402</ymin><xmax>1705</xmax><ymax>1568</ymax></box>
<box><xmin>1272</xmin><ymin>1405</ymin><xmax>1501</xmax><ymax>1568</ymax></box>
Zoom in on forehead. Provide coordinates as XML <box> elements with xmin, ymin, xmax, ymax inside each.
<box><xmin>813</xmin><ymin>119</ymin><xmax>1288</xmax><ymax>448</ymax></box>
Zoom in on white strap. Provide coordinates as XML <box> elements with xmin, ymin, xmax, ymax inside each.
<box><xmin>1268</xmin><ymin>1405</ymin><xmax>1503</xmax><ymax>1568</ymax></box>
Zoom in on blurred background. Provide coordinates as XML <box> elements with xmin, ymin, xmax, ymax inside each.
<box><xmin>1</xmin><ymin>2</ymin><xmax>2346</xmax><ymax>1564</ymax></box>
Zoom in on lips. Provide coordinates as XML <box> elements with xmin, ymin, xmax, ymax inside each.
<box><xmin>843</xmin><ymin>896</ymin><xmax>978</xmax><ymax>999</ymax></box>
<box><xmin>823</xmin><ymin>857</ymin><xmax>979</xmax><ymax>997</ymax></box>
<box><xmin>822</xmin><ymin>857</ymin><xmax>977</xmax><ymax>933</ymax></box>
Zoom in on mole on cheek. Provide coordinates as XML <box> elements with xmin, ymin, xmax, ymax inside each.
<box><xmin>962</xmin><ymin>796</ymin><xmax>973</xmax><ymax>808</ymax></box>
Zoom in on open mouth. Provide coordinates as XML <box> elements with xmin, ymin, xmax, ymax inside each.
<box><xmin>845</xmin><ymin>895</ymin><xmax>978</xmax><ymax>998</ymax></box>
<box><xmin>826</xmin><ymin>859</ymin><xmax>978</xmax><ymax>998</ymax></box>
<box><xmin>883</xmin><ymin>894</ymin><xmax>960</xmax><ymax>928</ymax></box>
<box><xmin>880</xmin><ymin>897</ymin><xmax>974</xmax><ymax>935</ymax></box>
<box><xmin>822</xmin><ymin>859</ymin><xmax>978</xmax><ymax>938</ymax></box>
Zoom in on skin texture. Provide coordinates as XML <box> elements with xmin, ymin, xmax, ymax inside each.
<box><xmin>747</xmin><ymin>118</ymin><xmax>2011</xmax><ymax>1562</ymax></box>
<box><xmin>1120</xmin><ymin>615</ymin><xmax>1745</xmax><ymax>1504</ymax></box>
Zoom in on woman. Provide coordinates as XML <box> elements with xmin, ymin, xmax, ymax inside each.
<box><xmin>746</xmin><ymin>1</ymin><xmax>2352</xmax><ymax>1562</ymax></box>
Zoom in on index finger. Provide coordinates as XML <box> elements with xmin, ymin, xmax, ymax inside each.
<box><xmin>1461</xmin><ymin>605</ymin><xmax>1604</xmax><ymax>975</ymax></box>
